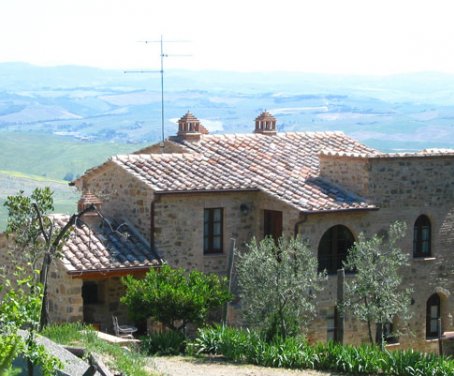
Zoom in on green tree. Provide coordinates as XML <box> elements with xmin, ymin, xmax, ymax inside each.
<box><xmin>236</xmin><ymin>236</ymin><xmax>326</xmax><ymax>340</ymax></box>
<box><xmin>4</xmin><ymin>187</ymin><xmax>94</xmax><ymax>330</ymax></box>
<box><xmin>0</xmin><ymin>273</ymin><xmax>61</xmax><ymax>375</ymax></box>
<box><xmin>342</xmin><ymin>222</ymin><xmax>412</xmax><ymax>350</ymax></box>
<box><xmin>121</xmin><ymin>265</ymin><xmax>232</xmax><ymax>332</ymax></box>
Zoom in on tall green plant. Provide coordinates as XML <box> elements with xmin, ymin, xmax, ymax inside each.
<box><xmin>121</xmin><ymin>265</ymin><xmax>232</xmax><ymax>332</ymax></box>
<box><xmin>0</xmin><ymin>274</ymin><xmax>61</xmax><ymax>375</ymax></box>
<box><xmin>236</xmin><ymin>236</ymin><xmax>326</xmax><ymax>340</ymax></box>
<box><xmin>342</xmin><ymin>222</ymin><xmax>412</xmax><ymax>350</ymax></box>
<box><xmin>4</xmin><ymin>187</ymin><xmax>94</xmax><ymax>330</ymax></box>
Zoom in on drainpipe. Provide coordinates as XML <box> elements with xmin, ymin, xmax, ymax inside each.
<box><xmin>294</xmin><ymin>213</ymin><xmax>308</xmax><ymax>238</ymax></box>
<box><xmin>150</xmin><ymin>195</ymin><xmax>164</xmax><ymax>263</ymax></box>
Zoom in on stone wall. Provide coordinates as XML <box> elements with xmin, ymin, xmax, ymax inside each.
<box><xmin>319</xmin><ymin>154</ymin><xmax>370</xmax><ymax>197</ymax></box>
<box><xmin>80</xmin><ymin>163</ymin><xmax>155</xmax><ymax>242</ymax></box>
<box><xmin>153</xmin><ymin>190</ymin><xmax>298</xmax><ymax>274</ymax></box>
<box><xmin>47</xmin><ymin>260</ymin><xmax>84</xmax><ymax>323</ymax></box>
<box><xmin>311</xmin><ymin>154</ymin><xmax>454</xmax><ymax>351</ymax></box>
<box><xmin>81</xmin><ymin>276</ymin><xmax>132</xmax><ymax>333</ymax></box>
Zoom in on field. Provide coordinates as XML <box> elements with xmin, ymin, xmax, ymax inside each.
<box><xmin>0</xmin><ymin>170</ymin><xmax>79</xmax><ymax>231</ymax></box>
<box><xmin>0</xmin><ymin>132</ymin><xmax>146</xmax><ymax>181</ymax></box>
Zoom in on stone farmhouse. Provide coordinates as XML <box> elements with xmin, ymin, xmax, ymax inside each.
<box><xmin>2</xmin><ymin>111</ymin><xmax>453</xmax><ymax>352</ymax></box>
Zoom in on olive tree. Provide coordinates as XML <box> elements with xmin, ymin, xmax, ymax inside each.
<box><xmin>342</xmin><ymin>222</ymin><xmax>412</xmax><ymax>350</ymax></box>
<box><xmin>236</xmin><ymin>236</ymin><xmax>326</xmax><ymax>340</ymax></box>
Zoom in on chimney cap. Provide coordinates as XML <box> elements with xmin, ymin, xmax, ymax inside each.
<box><xmin>254</xmin><ymin>110</ymin><xmax>277</xmax><ymax>135</ymax></box>
<box><xmin>177</xmin><ymin>111</ymin><xmax>208</xmax><ymax>140</ymax></box>
<box><xmin>178</xmin><ymin>111</ymin><xmax>200</xmax><ymax>124</ymax></box>
<box><xmin>255</xmin><ymin>110</ymin><xmax>276</xmax><ymax>122</ymax></box>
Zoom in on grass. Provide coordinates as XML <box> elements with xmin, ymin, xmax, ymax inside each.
<box><xmin>42</xmin><ymin>323</ymin><xmax>155</xmax><ymax>376</ymax></box>
<box><xmin>0</xmin><ymin>170</ymin><xmax>79</xmax><ymax>231</ymax></box>
<box><xmin>0</xmin><ymin>131</ymin><xmax>146</xmax><ymax>181</ymax></box>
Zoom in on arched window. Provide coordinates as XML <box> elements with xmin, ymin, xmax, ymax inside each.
<box><xmin>318</xmin><ymin>225</ymin><xmax>355</xmax><ymax>274</ymax></box>
<box><xmin>426</xmin><ymin>293</ymin><xmax>441</xmax><ymax>338</ymax></box>
<box><xmin>413</xmin><ymin>215</ymin><xmax>431</xmax><ymax>257</ymax></box>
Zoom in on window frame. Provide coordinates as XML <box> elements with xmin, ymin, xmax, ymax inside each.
<box><xmin>426</xmin><ymin>293</ymin><xmax>441</xmax><ymax>339</ymax></box>
<box><xmin>264</xmin><ymin>210</ymin><xmax>283</xmax><ymax>242</ymax></box>
<box><xmin>318</xmin><ymin>225</ymin><xmax>355</xmax><ymax>275</ymax></box>
<box><xmin>376</xmin><ymin>321</ymin><xmax>398</xmax><ymax>345</ymax></box>
<box><xmin>413</xmin><ymin>215</ymin><xmax>431</xmax><ymax>258</ymax></box>
<box><xmin>203</xmin><ymin>207</ymin><xmax>224</xmax><ymax>254</ymax></box>
<box><xmin>326</xmin><ymin>307</ymin><xmax>338</xmax><ymax>342</ymax></box>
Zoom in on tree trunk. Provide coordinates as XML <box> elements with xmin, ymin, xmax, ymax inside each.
<box><xmin>364</xmin><ymin>297</ymin><xmax>374</xmax><ymax>344</ymax></box>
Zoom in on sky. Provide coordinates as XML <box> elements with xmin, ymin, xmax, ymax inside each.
<box><xmin>1</xmin><ymin>0</ymin><xmax>454</xmax><ymax>75</ymax></box>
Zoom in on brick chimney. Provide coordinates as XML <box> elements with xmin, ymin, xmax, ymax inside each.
<box><xmin>77</xmin><ymin>191</ymin><xmax>103</xmax><ymax>226</ymax></box>
<box><xmin>177</xmin><ymin>112</ymin><xmax>208</xmax><ymax>141</ymax></box>
<box><xmin>254</xmin><ymin>111</ymin><xmax>277</xmax><ymax>135</ymax></box>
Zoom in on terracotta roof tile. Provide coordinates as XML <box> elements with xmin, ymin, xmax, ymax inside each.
<box><xmin>82</xmin><ymin>131</ymin><xmax>380</xmax><ymax>212</ymax></box>
<box><xmin>52</xmin><ymin>215</ymin><xmax>160</xmax><ymax>274</ymax></box>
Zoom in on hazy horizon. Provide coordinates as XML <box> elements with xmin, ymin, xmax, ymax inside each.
<box><xmin>2</xmin><ymin>1</ymin><xmax>454</xmax><ymax>75</ymax></box>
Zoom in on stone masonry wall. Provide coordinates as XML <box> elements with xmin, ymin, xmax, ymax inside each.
<box><xmin>81</xmin><ymin>276</ymin><xmax>132</xmax><ymax>333</ymax></box>
<box><xmin>319</xmin><ymin>154</ymin><xmax>371</xmax><ymax>197</ymax></box>
<box><xmin>47</xmin><ymin>260</ymin><xmax>84</xmax><ymax>323</ymax></box>
<box><xmin>81</xmin><ymin>163</ymin><xmax>154</xmax><ymax>242</ymax></box>
<box><xmin>153</xmin><ymin>191</ymin><xmax>299</xmax><ymax>275</ymax></box>
<box><xmin>312</xmin><ymin>155</ymin><xmax>454</xmax><ymax>352</ymax></box>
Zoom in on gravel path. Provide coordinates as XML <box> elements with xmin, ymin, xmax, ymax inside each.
<box><xmin>148</xmin><ymin>356</ymin><xmax>340</xmax><ymax>376</ymax></box>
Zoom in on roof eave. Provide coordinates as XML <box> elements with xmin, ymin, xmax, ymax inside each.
<box><xmin>67</xmin><ymin>264</ymin><xmax>160</xmax><ymax>279</ymax></box>
<box><xmin>155</xmin><ymin>188</ymin><xmax>260</xmax><ymax>195</ymax></box>
<box><xmin>301</xmin><ymin>206</ymin><xmax>379</xmax><ymax>215</ymax></box>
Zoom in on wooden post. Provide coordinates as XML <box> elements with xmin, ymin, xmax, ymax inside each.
<box><xmin>223</xmin><ymin>238</ymin><xmax>236</xmax><ymax>324</ymax></box>
<box><xmin>438</xmin><ymin>318</ymin><xmax>443</xmax><ymax>356</ymax></box>
<box><xmin>336</xmin><ymin>268</ymin><xmax>345</xmax><ymax>344</ymax></box>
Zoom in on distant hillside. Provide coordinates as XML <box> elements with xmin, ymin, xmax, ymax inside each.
<box><xmin>0</xmin><ymin>170</ymin><xmax>78</xmax><ymax>231</ymax></box>
<box><xmin>0</xmin><ymin>132</ymin><xmax>146</xmax><ymax>181</ymax></box>
<box><xmin>1</xmin><ymin>63</ymin><xmax>454</xmax><ymax>151</ymax></box>
<box><xmin>1</xmin><ymin>63</ymin><xmax>454</xmax><ymax>219</ymax></box>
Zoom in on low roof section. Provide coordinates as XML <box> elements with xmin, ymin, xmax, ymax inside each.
<box><xmin>53</xmin><ymin>215</ymin><xmax>161</xmax><ymax>279</ymax></box>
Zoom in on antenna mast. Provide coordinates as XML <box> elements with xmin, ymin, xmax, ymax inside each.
<box><xmin>125</xmin><ymin>35</ymin><xmax>190</xmax><ymax>148</ymax></box>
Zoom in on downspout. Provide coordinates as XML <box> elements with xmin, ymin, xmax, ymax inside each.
<box><xmin>150</xmin><ymin>194</ymin><xmax>164</xmax><ymax>264</ymax></box>
<box><xmin>294</xmin><ymin>212</ymin><xmax>308</xmax><ymax>238</ymax></box>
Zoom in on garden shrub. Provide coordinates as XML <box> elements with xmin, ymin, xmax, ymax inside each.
<box><xmin>140</xmin><ymin>331</ymin><xmax>187</xmax><ymax>356</ymax></box>
<box><xmin>190</xmin><ymin>325</ymin><xmax>454</xmax><ymax>375</ymax></box>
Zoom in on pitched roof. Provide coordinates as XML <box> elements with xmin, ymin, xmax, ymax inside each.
<box><xmin>53</xmin><ymin>215</ymin><xmax>160</xmax><ymax>275</ymax></box>
<box><xmin>108</xmin><ymin>131</ymin><xmax>378</xmax><ymax>212</ymax></box>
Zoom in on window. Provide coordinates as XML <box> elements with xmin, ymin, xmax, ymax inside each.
<box><xmin>376</xmin><ymin>322</ymin><xmax>398</xmax><ymax>344</ymax></box>
<box><xmin>318</xmin><ymin>225</ymin><xmax>355</xmax><ymax>274</ymax></box>
<box><xmin>264</xmin><ymin>210</ymin><xmax>283</xmax><ymax>242</ymax></box>
<box><xmin>426</xmin><ymin>293</ymin><xmax>441</xmax><ymax>339</ymax></box>
<box><xmin>326</xmin><ymin>307</ymin><xmax>338</xmax><ymax>342</ymax></box>
<box><xmin>413</xmin><ymin>215</ymin><xmax>431</xmax><ymax>257</ymax></box>
<box><xmin>204</xmin><ymin>208</ymin><xmax>223</xmax><ymax>254</ymax></box>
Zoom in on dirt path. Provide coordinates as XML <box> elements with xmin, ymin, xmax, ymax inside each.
<box><xmin>148</xmin><ymin>356</ymin><xmax>339</xmax><ymax>376</ymax></box>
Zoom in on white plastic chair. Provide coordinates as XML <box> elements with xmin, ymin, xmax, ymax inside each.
<box><xmin>112</xmin><ymin>316</ymin><xmax>138</xmax><ymax>338</ymax></box>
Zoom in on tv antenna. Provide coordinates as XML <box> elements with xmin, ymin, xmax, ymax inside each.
<box><xmin>125</xmin><ymin>35</ymin><xmax>190</xmax><ymax>148</ymax></box>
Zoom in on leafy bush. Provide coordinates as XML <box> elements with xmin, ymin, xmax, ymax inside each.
<box><xmin>190</xmin><ymin>325</ymin><xmax>454</xmax><ymax>375</ymax></box>
<box><xmin>121</xmin><ymin>265</ymin><xmax>232</xmax><ymax>332</ymax></box>
<box><xmin>140</xmin><ymin>331</ymin><xmax>186</xmax><ymax>355</ymax></box>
